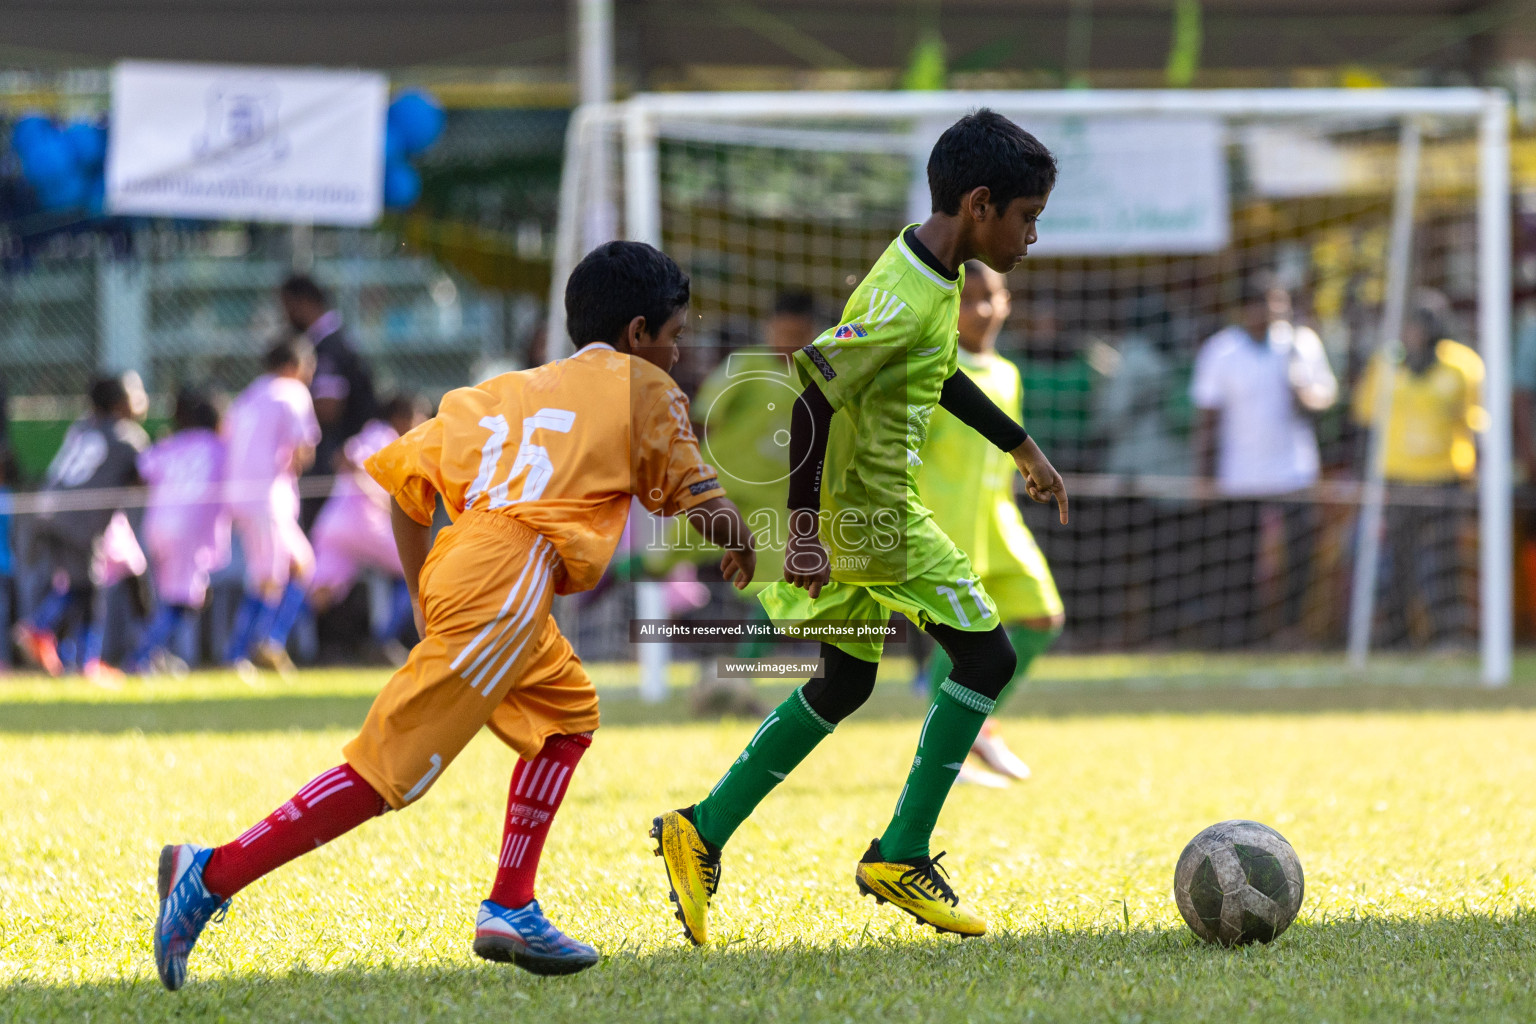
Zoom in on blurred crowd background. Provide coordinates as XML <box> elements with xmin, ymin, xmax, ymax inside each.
<box><xmin>2</xmin><ymin>0</ymin><xmax>1536</xmax><ymax>675</ymax></box>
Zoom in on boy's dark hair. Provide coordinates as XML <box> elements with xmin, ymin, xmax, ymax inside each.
<box><xmin>379</xmin><ymin>392</ymin><xmax>429</xmax><ymax>425</ymax></box>
<box><xmin>279</xmin><ymin>274</ymin><xmax>329</xmax><ymax>307</ymax></box>
<box><xmin>264</xmin><ymin>337</ymin><xmax>315</xmax><ymax>373</ymax></box>
<box><xmin>565</xmin><ymin>241</ymin><xmax>690</xmax><ymax>347</ymax></box>
<box><xmin>928</xmin><ymin>109</ymin><xmax>1057</xmax><ymax>216</ymax></box>
<box><xmin>772</xmin><ymin>289</ymin><xmax>816</xmax><ymax>319</ymax></box>
<box><xmin>89</xmin><ymin>376</ymin><xmax>130</xmax><ymax>415</ymax></box>
<box><xmin>173</xmin><ymin>388</ymin><xmax>220</xmax><ymax>432</ymax></box>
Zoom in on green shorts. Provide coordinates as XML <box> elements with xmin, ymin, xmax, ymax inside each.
<box><xmin>758</xmin><ymin>546</ymin><xmax>998</xmax><ymax>662</ymax></box>
<box><xmin>971</xmin><ymin>498</ymin><xmax>1063</xmax><ymax>622</ymax></box>
<box><xmin>984</xmin><ymin>563</ymin><xmax>1064</xmax><ymax>623</ymax></box>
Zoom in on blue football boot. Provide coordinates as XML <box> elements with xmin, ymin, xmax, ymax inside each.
<box><xmin>153</xmin><ymin>844</ymin><xmax>229</xmax><ymax>990</ymax></box>
<box><xmin>472</xmin><ymin>899</ymin><xmax>599</xmax><ymax>976</ymax></box>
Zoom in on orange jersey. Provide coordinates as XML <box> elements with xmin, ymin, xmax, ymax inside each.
<box><xmin>366</xmin><ymin>343</ymin><xmax>724</xmax><ymax>594</ymax></box>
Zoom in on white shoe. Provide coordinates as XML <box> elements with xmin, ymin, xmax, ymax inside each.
<box><xmin>249</xmin><ymin>640</ymin><xmax>296</xmax><ymax>680</ymax></box>
<box><xmin>148</xmin><ymin>651</ymin><xmax>190</xmax><ymax>679</ymax></box>
<box><xmin>971</xmin><ymin>728</ymin><xmax>1031</xmax><ymax>781</ymax></box>
<box><xmin>955</xmin><ymin>762</ymin><xmax>1010</xmax><ymax>788</ymax></box>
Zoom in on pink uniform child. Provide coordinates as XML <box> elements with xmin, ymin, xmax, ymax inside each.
<box><xmin>140</xmin><ymin>428</ymin><xmax>229</xmax><ymax>608</ymax></box>
<box><xmin>128</xmin><ymin>391</ymin><xmax>230</xmax><ymax>674</ymax></box>
<box><xmin>221</xmin><ymin>340</ymin><xmax>320</xmax><ymax>673</ymax></box>
<box><xmin>74</xmin><ymin>510</ymin><xmax>150</xmax><ymax>683</ymax></box>
<box><xmin>309</xmin><ymin>397</ymin><xmax>430</xmax><ymax>660</ymax></box>
<box><xmin>93</xmin><ymin>511</ymin><xmax>149</xmax><ymax>589</ymax></box>
<box><xmin>309</xmin><ymin>421</ymin><xmax>404</xmax><ymax>605</ymax></box>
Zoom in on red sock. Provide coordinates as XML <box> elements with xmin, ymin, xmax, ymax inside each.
<box><xmin>488</xmin><ymin>732</ymin><xmax>591</xmax><ymax>908</ymax></box>
<box><xmin>203</xmin><ymin>763</ymin><xmax>388</xmax><ymax>899</ymax></box>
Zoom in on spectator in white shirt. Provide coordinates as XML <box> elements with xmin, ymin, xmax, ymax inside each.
<box><xmin>1190</xmin><ymin>280</ymin><xmax>1338</xmax><ymax>647</ymax></box>
<box><xmin>1193</xmin><ymin>284</ymin><xmax>1337</xmax><ymax>495</ymax></box>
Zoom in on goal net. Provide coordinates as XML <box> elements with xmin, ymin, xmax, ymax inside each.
<box><xmin>552</xmin><ymin>90</ymin><xmax>1512</xmax><ymax>685</ymax></box>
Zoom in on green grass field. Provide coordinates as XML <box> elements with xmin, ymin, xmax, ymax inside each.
<box><xmin>3</xmin><ymin>654</ymin><xmax>1535</xmax><ymax>1022</ymax></box>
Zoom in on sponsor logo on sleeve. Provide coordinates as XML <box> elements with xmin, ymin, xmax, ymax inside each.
<box><xmin>689</xmin><ymin>478</ymin><xmax>721</xmax><ymax>495</ymax></box>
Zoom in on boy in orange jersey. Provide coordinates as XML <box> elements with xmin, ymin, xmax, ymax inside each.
<box><xmin>153</xmin><ymin>242</ymin><xmax>755</xmax><ymax>987</ymax></box>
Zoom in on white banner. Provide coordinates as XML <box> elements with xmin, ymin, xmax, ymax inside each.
<box><xmin>106</xmin><ymin>61</ymin><xmax>387</xmax><ymax>226</ymax></box>
<box><xmin>909</xmin><ymin>115</ymin><xmax>1230</xmax><ymax>255</ymax></box>
<box><xmin>1241</xmin><ymin>126</ymin><xmax>1349</xmax><ymax>198</ymax></box>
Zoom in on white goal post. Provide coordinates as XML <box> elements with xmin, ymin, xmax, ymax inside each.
<box><xmin>552</xmin><ymin>88</ymin><xmax>1512</xmax><ymax>688</ymax></box>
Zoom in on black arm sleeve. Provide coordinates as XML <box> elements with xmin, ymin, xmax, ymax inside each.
<box><xmin>938</xmin><ymin>369</ymin><xmax>1029</xmax><ymax>453</ymax></box>
<box><xmin>787</xmin><ymin>381</ymin><xmax>834</xmax><ymax>511</ymax></box>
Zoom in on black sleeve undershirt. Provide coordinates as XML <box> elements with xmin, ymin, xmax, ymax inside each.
<box><xmin>938</xmin><ymin>369</ymin><xmax>1029</xmax><ymax>453</ymax></box>
<box><xmin>788</xmin><ymin>370</ymin><xmax>1026</xmax><ymax>512</ymax></box>
<box><xmin>787</xmin><ymin>380</ymin><xmax>834</xmax><ymax>512</ymax></box>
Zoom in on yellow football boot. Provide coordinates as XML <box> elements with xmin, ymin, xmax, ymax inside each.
<box><xmin>854</xmin><ymin>839</ymin><xmax>986</xmax><ymax>937</ymax></box>
<box><xmin>650</xmin><ymin>808</ymin><xmax>721</xmax><ymax>946</ymax></box>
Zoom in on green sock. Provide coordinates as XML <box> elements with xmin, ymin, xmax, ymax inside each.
<box><xmin>878</xmin><ymin>680</ymin><xmax>994</xmax><ymax>862</ymax></box>
<box><xmin>995</xmin><ymin>623</ymin><xmax>1060</xmax><ymax>710</ymax></box>
<box><xmin>735</xmin><ymin>605</ymin><xmax>775</xmax><ymax>659</ymax></box>
<box><xmin>693</xmin><ymin>686</ymin><xmax>834</xmax><ymax>848</ymax></box>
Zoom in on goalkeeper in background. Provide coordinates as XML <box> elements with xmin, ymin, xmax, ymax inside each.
<box><xmin>915</xmin><ymin>260</ymin><xmax>1064</xmax><ymax>785</ymax></box>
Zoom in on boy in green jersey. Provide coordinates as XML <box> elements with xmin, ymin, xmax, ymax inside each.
<box><xmin>652</xmin><ymin>110</ymin><xmax>1068</xmax><ymax>942</ymax></box>
<box><xmin>916</xmin><ymin>261</ymin><xmax>1065</xmax><ymax>786</ymax></box>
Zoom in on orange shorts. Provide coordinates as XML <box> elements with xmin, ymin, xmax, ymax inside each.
<box><xmin>344</xmin><ymin>511</ymin><xmax>599</xmax><ymax>809</ymax></box>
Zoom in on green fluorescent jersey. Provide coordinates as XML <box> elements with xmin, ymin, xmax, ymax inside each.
<box><xmin>918</xmin><ymin>349</ymin><xmax>1044</xmax><ymax>580</ymax></box>
<box><xmin>791</xmin><ymin>227</ymin><xmax>962</xmax><ymax>585</ymax></box>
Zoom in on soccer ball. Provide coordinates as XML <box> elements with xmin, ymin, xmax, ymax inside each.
<box><xmin>1173</xmin><ymin>819</ymin><xmax>1304</xmax><ymax>945</ymax></box>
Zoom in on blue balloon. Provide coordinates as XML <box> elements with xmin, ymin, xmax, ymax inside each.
<box><xmin>11</xmin><ymin>114</ymin><xmax>55</xmax><ymax>152</ymax></box>
<box><xmin>384</xmin><ymin>124</ymin><xmax>407</xmax><ymax>165</ymax></box>
<box><xmin>64</xmin><ymin>122</ymin><xmax>108</xmax><ymax>171</ymax></box>
<box><xmin>387</xmin><ymin>91</ymin><xmax>445</xmax><ymax>156</ymax></box>
<box><xmin>84</xmin><ymin>177</ymin><xmax>106</xmax><ymax>217</ymax></box>
<box><xmin>19</xmin><ymin>132</ymin><xmax>75</xmax><ymax>187</ymax></box>
<box><xmin>383</xmin><ymin>161</ymin><xmax>421</xmax><ymax>209</ymax></box>
<box><xmin>37</xmin><ymin>171</ymin><xmax>88</xmax><ymax>210</ymax></box>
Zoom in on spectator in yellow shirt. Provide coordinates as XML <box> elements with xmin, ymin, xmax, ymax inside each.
<box><xmin>1351</xmin><ymin>297</ymin><xmax>1484</xmax><ymax>646</ymax></box>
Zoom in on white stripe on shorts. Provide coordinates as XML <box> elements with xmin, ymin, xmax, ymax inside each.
<box><xmin>449</xmin><ymin>537</ymin><xmax>550</xmax><ymax>672</ymax></box>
